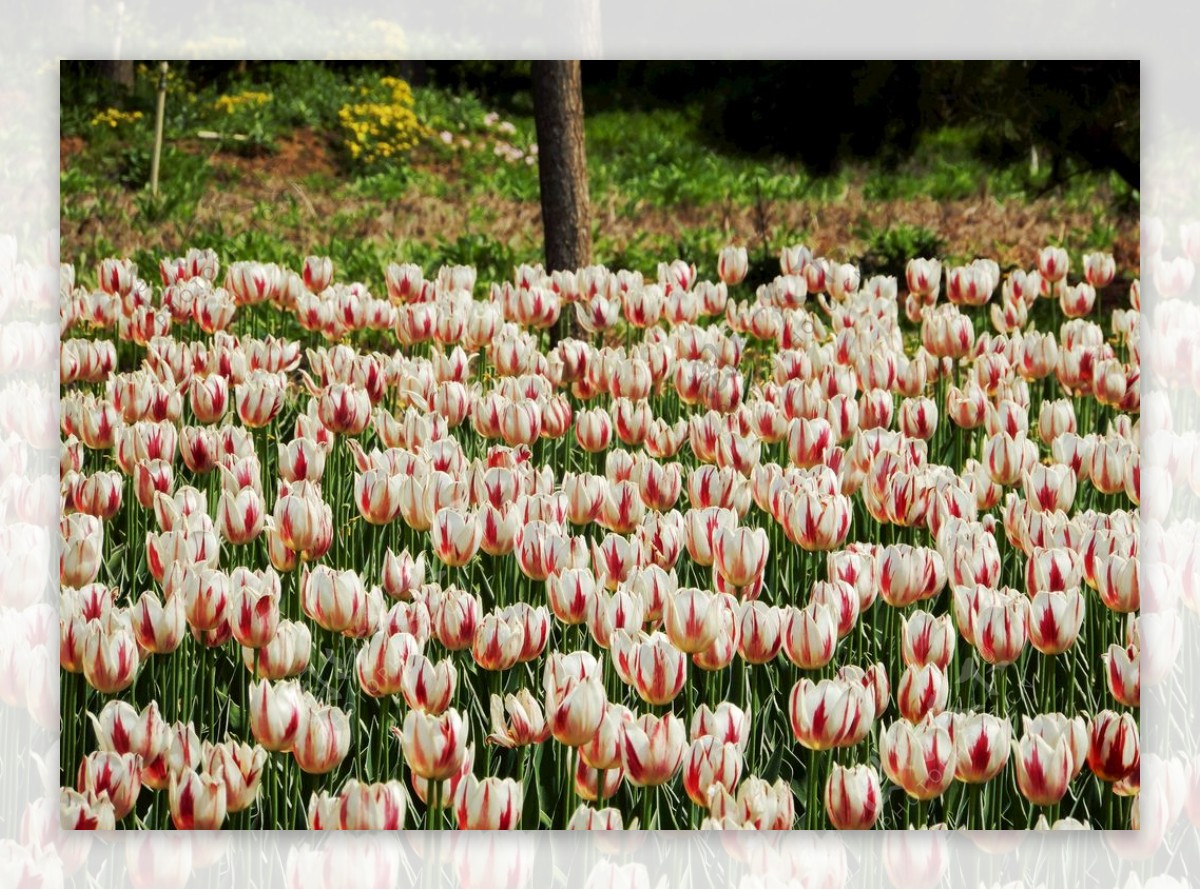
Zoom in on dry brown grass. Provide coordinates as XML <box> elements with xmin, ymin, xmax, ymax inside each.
<box><xmin>61</xmin><ymin>131</ymin><xmax>1139</xmax><ymax>273</ymax></box>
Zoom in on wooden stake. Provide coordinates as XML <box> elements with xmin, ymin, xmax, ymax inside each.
<box><xmin>150</xmin><ymin>61</ymin><xmax>168</xmax><ymax>196</ymax></box>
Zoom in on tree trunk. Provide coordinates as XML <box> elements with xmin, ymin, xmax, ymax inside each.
<box><xmin>98</xmin><ymin>61</ymin><xmax>135</xmax><ymax>93</ymax></box>
<box><xmin>397</xmin><ymin>61</ymin><xmax>428</xmax><ymax>87</ymax></box>
<box><xmin>532</xmin><ymin>61</ymin><xmax>592</xmax><ymax>274</ymax></box>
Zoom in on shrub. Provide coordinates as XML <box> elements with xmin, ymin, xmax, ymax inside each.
<box><xmin>854</xmin><ymin>221</ymin><xmax>945</xmax><ymax>280</ymax></box>
<box><xmin>337</xmin><ymin>76</ymin><xmax>430</xmax><ymax>173</ymax></box>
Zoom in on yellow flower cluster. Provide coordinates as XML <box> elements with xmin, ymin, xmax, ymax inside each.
<box><xmin>214</xmin><ymin>91</ymin><xmax>272</xmax><ymax>115</ymax></box>
<box><xmin>89</xmin><ymin>108</ymin><xmax>143</xmax><ymax>129</ymax></box>
<box><xmin>338</xmin><ymin>76</ymin><xmax>429</xmax><ymax>166</ymax></box>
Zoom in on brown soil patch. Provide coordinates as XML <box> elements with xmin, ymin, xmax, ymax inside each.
<box><xmin>61</xmin><ymin>130</ymin><xmax>1140</xmax><ymax>280</ymax></box>
<box><xmin>60</xmin><ymin>136</ymin><xmax>85</xmax><ymax>170</ymax></box>
<box><xmin>192</xmin><ymin>127</ymin><xmax>340</xmax><ymax>182</ymax></box>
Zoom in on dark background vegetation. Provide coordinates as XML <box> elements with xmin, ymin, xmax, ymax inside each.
<box><xmin>66</xmin><ymin>60</ymin><xmax>1140</xmax><ymax>190</ymax></box>
<box><xmin>60</xmin><ymin>60</ymin><xmax>1139</xmax><ymax>292</ymax></box>
<box><xmin>423</xmin><ymin>61</ymin><xmax>1140</xmax><ymax>188</ymax></box>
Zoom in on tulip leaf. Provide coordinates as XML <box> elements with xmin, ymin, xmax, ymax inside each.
<box><xmin>761</xmin><ymin>738</ymin><xmax>787</xmax><ymax>782</ymax></box>
<box><xmin>528</xmin><ymin>741</ymin><xmax>545</xmax><ymax>830</ymax></box>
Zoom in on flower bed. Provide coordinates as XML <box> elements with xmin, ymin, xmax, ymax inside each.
<box><xmin>59</xmin><ymin>242</ymin><xmax>1140</xmax><ymax>830</ymax></box>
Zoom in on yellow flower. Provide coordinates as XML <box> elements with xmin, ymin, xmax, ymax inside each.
<box><xmin>337</xmin><ymin>78</ymin><xmax>427</xmax><ymax>168</ymax></box>
<box><xmin>89</xmin><ymin>107</ymin><xmax>143</xmax><ymax>128</ymax></box>
<box><xmin>213</xmin><ymin>91</ymin><xmax>272</xmax><ymax>114</ymax></box>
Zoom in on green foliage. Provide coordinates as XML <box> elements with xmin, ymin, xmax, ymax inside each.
<box><xmin>250</xmin><ymin>61</ymin><xmax>351</xmax><ymax>131</ymax></box>
<box><xmin>61</xmin><ymin>62</ymin><xmax>1131</xmax><ymax>224</ymax></box>
<box><xmin>413</xmin><ymin>85</ymin><xmax>503</xmax><ymax>137</ymax></box>
<box><xmin>208</xmin><ymin>90</ymin><xmax>278</xmax><ymax>156</ymax></box>
<box><xmin>414</xmin><ymin>86</ymin><xmax>541</xmax><ymax>202</ymax></box>
<box><xmin>61</xmin><ymin>61</ymin><xmax>1136</xmax><ymax>311</ymax></box>
<box><xmin>346</xmin><ymin>169</ymin><xmax>417</xmax><ymax>203</ymax></box>
<box><xmin>400</xmin><ymin>232</ymin><xmax>521</xmax><ymax>285</ymax></box>
<box><xmin>59</xmin><ymin>165</ymin><xmax>100</xmax><ymax>203</ymax></box>
<box><xmin>586</xmin><ymin>108</ymin><xmax>814</xmax><ymax>210</ymax></box>
<box><xmin>854</xmin><ymin>221</ymin><xmax>946</xmax><ymax>280</ymax></box>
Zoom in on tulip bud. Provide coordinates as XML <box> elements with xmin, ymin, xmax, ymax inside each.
<box><xmin>881</xmin><ymin>715</ymin><xmax>956</xmax><ymax>800</ymax></box>
<box><xmin>683</xmin><ymin>735</ymin><xmax>743</xmax><ymax>807</ymax></box>
<box><xmin>718</xmin><ymin>246</ymin><xmax>749</xmax><ymax>285</ymax></box>
<box><xmin>901</xmin><ymin>610</ymin><xmax>956</xmax><ymax>670</ymax></box>
<box><xmin>301</xmin><ymin>565</ymin><xmax>366</xmax><ymax>634</ymax></box>
<box><xmin>277</xmin><ymin>437</ymin><xmax>328</xmax><ymax>483</ymax></box>
<box><xmin>1012</xmin><ymin>729</ymin><xmax>1074</xmax><ymax>806</ymax></box>
<box><xmin>1083</xmin><ymin>252</ymin><xmax>1115</xmax><ymax>288</ymax></box>
<box><xmin>82</xmin><ymin>613</ymin><xmax>140</xmax><ymax>694</ymax></box>
<box><xmin>355</xmin><ymin>630</ymin><xmax>419</xmax><ymax>698</ymax></box>
<box><xmin>567</xmin><ymin>804</ymin><xmax>628</xmax><ymax>830</ymax></box>
<box><xmin>402</xmin><ymin>653</ymin><xmax>457</xmax><ymax>714</ymax></box>
<box><xmin>975</xmin><ymin>590</ymin><xmax>1029</xmax><ymax>666</ymax></box>
<box><xmin>168</xmin><ymin>767</ymin><xmax>227</xmax><ymax>829</ymax></box>
<box><xmin>897</xmin><ymin>663</ymin><xmax>949</xmax><ymax>723</ymax></box>
<box><xmin>1028</xmin><ymin>587</ymin><xmax>1085</xmax><ymax>655</ymax></box>
<box><xmin>953</xmin><ymin>712</ymin><xmax>1011</xmax><ymax>784</ymax></box>
<box><xmin>430</xmin><ymin>508</ymin><xmax>483</xmax><ymax>567</ymax></box>
<box><xmin>664</xmin><ymin>587</ymin><xmax>722</xmax><ymax>655</ymax></box>
<box><xmin>229</xmin><ymin>571</ymin><xmax>280</xmax><ymax>650</ymax></box>
<box><xmin>453</xmin><ymin>774</ymin><xmax>524</xmax><ymax>830</ymax></box>
<box><xmin>790</xmin><ymin>677</ymin><xmax>872</xmax><ymax>751</ymax></box>
<box><xmin>472</xmin><ymin>613</ymin><xmax>525</xmax><ymax>672</ymax></box>
<box><xmin>622</xmin><ymin>712</ymin><xmax>687</xmax><ymax>788</ymax></box>
<box><xmin>1104</xmin><ymin>643</ymin><xmax>1140</xmax><ymax>708</ymax></box>
<box><xmin>77</xmin><ymin>750</ymin><xmax>141</xmax><ymax>821</ymax></box>
<box><xmin>131</xmin><ymin>589</ymin><xmax>187</xmax><ymax>655</ymax></box>
<box><xmin>782</xmin><ymin>602</ymin><xmax>837</xmax><ymax>670</ymax></box>
<box><xmin>1038</xmin><ymin>246</ymin><xmax>1069</xmax><ymax>283</ymax></box>
<box><xmin>736</xmin><ymin>600</ymin><xmax>783</xmax><ymax>664</ymax></box>
<box><xmin>396</xmin><ymin>707</ymin><xmax>469</xmax><ymax>781</ymax></box>
<box><xmin>825</xmin><ymin>763</ymin><xmax>882</xmax><ymax>829</ymax></box>
<box><xmin>190</xmin><ymin>374</ymin><xmax>228</xmax><ymax>424</ymax></box>
<box><xmin>293</xmin><ymin>695</ymin><xmax>352</xmax><ymax>774</ymax></box>
<box><xmin>630</xmin><ymin>632</ymin><xmax>687</xmax><ymax>706</ymax></box>
<box><xmin>546</xmin><ymin>673</ymin><xmax>606</xmax><ymax>747</ymax></box>
<box><xmin>248</xmin><ymin>678</ymin><xmax>306</xmax><ymax>753</ymax></box>
<box><xmin>207</xmin><ymin>739</ymin><xmax>267</xmax><ymax>813</ymax></box>
<box><xmin>87</xmin><ymin>700</ymin><xmax>170</xmax><ymax>790</ymax></box>
<box><xmin>60</xmin><ymin>787</ymin><xmax>117</xmax><ymax>830</ymax></box>
<box><xmin>433</xmin><ymin>587</ymin><xmax>482</xmax><ymax>651</ymax></box>
<box><xmin>381</xmin><ymin>548</ymin><xmax>425</xmax><ymax>600</ymax></box>
<box><xmin>1087</xmin><ymin>710</ymin><xmax>1139</xmax><ymax>783</ymax></box>
<box><xmin>338</xmin><ymin>778</ymin><xmax>407</xmax><ymax>830</ymax></box>
<box><xmin>243</xmin><ymin>619</ymin><xmax>311</xmax><ymax>680</ymax></box>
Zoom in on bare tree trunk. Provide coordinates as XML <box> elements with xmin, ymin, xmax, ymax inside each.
<box><xmin>98</xmin><ymin>61</ymin><xmax>135</xmax><ymax>93</ymax></box>
<box><xmin>532</xmin><ymin>61</ymin><xmax>592</xmax><ymax>274</ymax></box>
<box><xmin>397</xmin><ymin>61</ymin><xmax>428</xmax><ymax>87</ymax></box>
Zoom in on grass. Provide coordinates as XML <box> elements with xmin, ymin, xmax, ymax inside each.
<box><xmin>60</xmin><ymin>62</ymin><xmax>1138</xmax><ymax>289</ymax></box>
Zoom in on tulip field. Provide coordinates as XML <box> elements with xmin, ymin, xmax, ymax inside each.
<box><xmin>59</xmin><ymin>242</ymin><xmax>1141</xmax><ymax>832</ymax></box>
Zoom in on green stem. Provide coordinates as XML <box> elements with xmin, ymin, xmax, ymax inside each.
<box><xmin>808</xmin><ymin>745</ymin><xmax>818</xmax><ymax>829</ymax></box>
<box><xmin>431</xmin><ymin>772</ymin><xmax>441</xmax><ymax>829</ymax></box>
